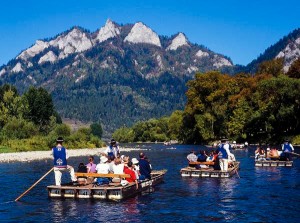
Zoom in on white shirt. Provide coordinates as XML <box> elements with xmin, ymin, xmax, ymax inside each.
<box><xmin>105</xmin><ymin>145</ymin><xmax>119</xmax><ymax>157</ymax></box>
<box><xmin>96</xmin><ymin>163</ymin><xmax>110</xmax><ymax>174</ymax></box>
<box><xmin>112</xmin><ymin>163</ymin><xmax>124</xmax><ymax>174</ymax></box>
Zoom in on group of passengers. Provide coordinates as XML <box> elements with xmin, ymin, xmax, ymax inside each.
<box><xmin>255</xmin><ymin>139</ymin><xmax>294</xmax><ymax>161</ymax></box>
<box><xmin>187</xmin><ymin>138</ymin><xmax>236</xmax><ymax>171</ymax></box>
<box><xmin>76</xmin><ymin>139</ymin><xmax>152</xmax><ymax>188</ymax></box>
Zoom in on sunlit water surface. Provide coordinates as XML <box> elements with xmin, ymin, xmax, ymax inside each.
<box><xmin>0</xmin><ymin>144</ymin><xmax>299</xmax><ymax>222</ymax></box>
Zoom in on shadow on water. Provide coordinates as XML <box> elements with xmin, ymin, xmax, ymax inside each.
<box><xmin>1</xmin><ymin>144</ymin><xmax>300</xmax><ymax>222</ymax></box>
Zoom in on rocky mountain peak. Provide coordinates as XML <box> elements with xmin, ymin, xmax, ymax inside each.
<box><xmin>49</xmin><ymin>27</ymin><xmax>93</xmax><ymax>59</ymax></box>
<box><xmin>124</xmin><ymin>22</ymin><xmax>161</xmax><ymax>47</ymax></box>
<box><xmin>96</xmin><ymin>19</ymin><xmax>120</xmax><ymax>43</ymax></box>
<box><xmin>167</xmin><ymin>32</ymin><xmax>189</xmax><ymax>50</ymax></box>
<box><xmin>276</xmin><ymin>37</ymin><xmax>300</xmax><ymax>72</ymax></box>
<box><xmin>16</xmin><ymin>40</ymin><xmax>49</xmax><ymax>61</ymax></box>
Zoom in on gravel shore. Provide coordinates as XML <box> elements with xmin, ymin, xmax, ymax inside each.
<box><xmin>0</xmin><ymin>146</ymin><xmax>149</xmax><ymax>162</ymax></box>
<box><xmin>0</xmin><ymin>148</ymin><xmax>105</xmax><ymax>162</ymax></box>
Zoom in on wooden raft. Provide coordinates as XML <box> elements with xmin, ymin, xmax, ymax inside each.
<box><xmin>255</xmin><ymin>160</ymin><xmax>293</xmax><ymax>167</ymax></box>
<box><xmin>180</xmin><ymin>161</ymin><xmax>240</xmax><ymax>178</ymax></box>
<box><xmin>47</xmin><ymin>170</ymin><xmax>167</xmax><ymax>201</ymax></box>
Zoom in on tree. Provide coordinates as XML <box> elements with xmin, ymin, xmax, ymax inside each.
<box><xmin>0</xmin><ymin>89</ymin><xmax>24</xmax><ymax>128</ymax></box>
<box><xmin>287</xmin><ymin>58</ymin><xmax>300</xmax><ymax>78</ymax></box>
<box><xmin>257</xmin><ymin>58</ymin><xmax>284</xmax><ymax>77</ymax></box>
<box><xmin>90</xmin><ymin>122</ymin><xmax>103</xmax><ymax>138</ymax></box>
<box><xmin>23</xmin><ymin>87</ymin><xmax>55</xmax><ymax>132</ymax></box>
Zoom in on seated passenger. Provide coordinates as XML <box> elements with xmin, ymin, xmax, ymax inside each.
<box><xmin>77</xmin><ymin>163</ymin><xmax>88</xmax><ymax>185</ymax></box>
<box><xmin>112</xmin><ymin>158</ymin><xmax>125</xmax><ymax>183</ymax></box>
<box><xmin>255</xmin><ymin>146</ymin><xmax>266</xmax><ymax>161</ymax></box>
<box><xmin>86</xmin><ymin>156</ymin><xmax>97</xmax><ymax>173</ymax></box>
<box><xmin>269</xmin><ymin>148</ymin><xmax>279</xmax><ymax>160</ymax></box>
<box><xmin>131</xmin><ymin>158</ymin><xmax>140</xmax><ymax>180</ymax></box>
<box><xmin>197</xmin><ymin>150</ymin><xmax>208</xmax><ymax>162</ymax></box>
<box><xmin>187</xmin><ymin>150</ymin><xmax>200</xmax><ymax>169</ymax></box>
<box><xmin>138</xmin><ymin>152</ymin><xmax>152</xmax><ymax>180</ymax></box>
<box><xmin>95</xmin><ymin>156</ymin><xmax>111</xmax><ymax>185</ymax></box>
<box><xmin>124</xmin><ymin>161</ymin><xmax>138</xmax><ymax>189</ymax></box>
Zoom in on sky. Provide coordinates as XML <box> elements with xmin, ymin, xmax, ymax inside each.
<box><xmin>0</xmin><ymin>0</ymin><xmax>300</xmax><ymax>66</ymax></box>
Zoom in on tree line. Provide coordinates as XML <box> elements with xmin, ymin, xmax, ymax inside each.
<box><xmin>113</xmin><ymin>58</ymin><xmax>300</xmax><ymax>144</ymax></box>
<box><xmin>0</xmin><ymin>85</ymin><xmax>104</xmax><ymax>152</ymax></box>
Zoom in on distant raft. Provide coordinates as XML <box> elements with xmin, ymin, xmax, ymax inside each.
<box><xmin>255</xmin><ymin>160</ymin><xmax>293</xmax><ymax>167</ymax></box>
<box><xmin>180</xmin><ymin>161</ymin><xmax>240</xmax><ymax>178</ymax></box>
<box><xmin>47</xmin><ymin>170</ymin><xmax>166</xmax><ymax>201</ymax></box>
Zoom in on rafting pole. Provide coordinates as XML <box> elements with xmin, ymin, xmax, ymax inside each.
<box><xmin>232</xmin><ymin>163</ymin><xmax>240</xmax><ymax>178</ymax></box>
<box><xmin>288</xmin><ymin>152</ymin><xmax>300</xmax><ymax>157</ymax></box>
<box><xmin>15</xmin><ymin>167</ymin><xmax>54</xmax><ymax>202</ymax></box>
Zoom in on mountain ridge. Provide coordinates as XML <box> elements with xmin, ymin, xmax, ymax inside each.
<box><xmin>0</xmin><ymin>20</ymin><xmax>299</xmax><ymax>135</ymax></box>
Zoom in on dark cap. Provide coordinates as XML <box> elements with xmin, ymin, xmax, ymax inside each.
<box><xmin>110</xmin><ymin>139</ymin><xmax>116</xmax><ymax>145</ymax></box>
<box><xmin>56</xmin><ymin>137</ymin><xmax>64</xmax><ymax>143</ymax></box>
<box><xmin>220</xmin><ymin>138</ymin><xmax>229</xmax><ymax>142</ymax></box>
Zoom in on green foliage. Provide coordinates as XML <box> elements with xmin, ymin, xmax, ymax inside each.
<box><xmin>292</xmin><ymin>135</ymin><xmax>300</xmax><ymax>145</ymax></box>
<box><xmin>114</xmin><ymin>64</ymin><xmax>300</xmax><ymax>144</ymax></box>
<box><xmin>0</xmin><ymin>84</ymin><xmax>104</xmax><ymax>152</ymax></box>
<box><xmin>23</xmin><ymin>86</ymin><xmax>55</xmax><ymax>132</ymax></box>
<box><xmin>257</xmin><ymin>58</ymin><xmax>284</xmax><ymax>77</ymax></box>
<box><xmin>2</xmin><ymin>117</ymin><xmax>38</xmax><ymax>139</ymax></box>
<box><xmin>90</xmin><ymin>122</ymin><xmax>103</xmax><ymax>138</ymax></box>
<box><xmin>0</xmin><ymin>88</ymin><xmax>24</xmax><ymax>127</ymax></box>
<box><xmin>53</xmin><ymin>123</ymin><xmax>71</xmax><ymax>136</ymax></box>
<box><xmin>287</xmin><ymin>58</ymin><xmax>300</xmax><ymax>78</ymax></box>
<box><xmin>112</xmin><ymin>126</ymin><xmax>135</xmax><ymax>143</ymax></box>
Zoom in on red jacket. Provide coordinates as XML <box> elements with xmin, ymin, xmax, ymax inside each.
<box><xmin>124</xmin><ymin>167</ymin><xmax>137</xmax><ymax>183</ymax></box>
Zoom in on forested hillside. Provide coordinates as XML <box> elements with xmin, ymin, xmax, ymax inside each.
<box><xmin>113</xmin><ymin>58</ymin><xmax>300</xmax><ymax>144</ymax></box>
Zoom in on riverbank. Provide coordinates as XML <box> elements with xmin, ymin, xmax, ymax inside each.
<box><xmin>0</xmin><ymin>146</ymin><xmax>147</xmax><ymax>162</ymax></box>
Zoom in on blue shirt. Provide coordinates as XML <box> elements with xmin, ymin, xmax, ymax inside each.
<box><xmin>139</xmin><ymin>159</ymin><xmax>151</xmax><ymax>179</ymax></box>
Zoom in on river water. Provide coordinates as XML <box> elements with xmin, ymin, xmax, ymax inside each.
<box><xmin>0</xmin><ymin>144</ymin><xmax>299</xmax><ymax>223</ymax></box>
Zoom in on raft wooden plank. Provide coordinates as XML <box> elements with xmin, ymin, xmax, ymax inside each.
<box><xmin>189</xmin><ymin>161</ymin><xmax>215</xmax><ymax>165</ymax></box>
<box><xmin>75</xmin><ymin>172</ymin><xmax>130</xmax><ymax>178</ymax></box>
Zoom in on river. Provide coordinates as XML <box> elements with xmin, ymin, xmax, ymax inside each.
<box><xmin>0</xmin><ymin>144</ymin><xmax>299</xmax><ymax>222</ymax></box>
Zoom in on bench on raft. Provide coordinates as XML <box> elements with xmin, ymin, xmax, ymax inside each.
<box><xmin>188</xmin><ymin>161</ymin><xmax>236</xmax><ymax>167</ymax></box>
<box><xmin>189</xmin><ymin>161</ymin><xmax>215</xmax><ymax>166</ymax></box>
<box><xmin>75</xmin><ymin>173</ymin><xmax>130</xmax><ymax>178</ymax></box>
<box><xmin>75</xmin><ymin>173</ymin><xmax>131</xmax><ymax>186</ymax></box>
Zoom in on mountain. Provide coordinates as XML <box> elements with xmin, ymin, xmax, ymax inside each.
<box><xmin>245</xmin><ymin>28</ymin><xmax>300</xmax><ymax>73</ymax></box>
<box><xmin>0</xmin><ymin>19</ymin><xmax>234</xmax><ymax>135</ymax></box>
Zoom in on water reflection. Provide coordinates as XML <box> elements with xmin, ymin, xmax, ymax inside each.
<box><xmin>1</xmin><ymin>144</ymin><xmax>300</xmax><ymax>223</ymax></box>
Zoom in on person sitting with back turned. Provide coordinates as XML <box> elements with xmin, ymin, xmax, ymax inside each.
<box><xmin>187</xmin><ymin>150</ymin><xmax>200</xmax><ymax>169</ymax></box>
<box><xmin>51</xmin><ymin>137</ymin><xmax>77</xmax><ymax>186</ymax></box>
<box><xmin>255</xmin><ymin>145</ymin><xmax>266</xmax><ymax>161</ymax></box>
<box><xmin>280</xmin><ymin>139</ymin><xmax>294</xmax><ymax>161</ymax></box>
<box><xmin>138</xmin><ymin>152</ymin><xmax>152</xmax><ymax>180</ymax></box>
<box><xmin>95</xmin><ymin>156</ymin><xmax>111</xmax><ymax>185</ymax></box>
<box><xmin>197</xmin><ymin>150</ymin><xmax>208</xmax><ymax>162</ymax></box>
<box><xmin>86</xmin><ymin>156</ymin><xmax>97</xmax><ymax>173</ymax></box>
<box><xmin>124</xmin><ymin>161</ymin><xmax>138</xmax><ymax>189</ymax></box>
<box><xmin>77</xmin><ymin>163</ymin><xmax>88</xmax><ymax>185</ymax></box>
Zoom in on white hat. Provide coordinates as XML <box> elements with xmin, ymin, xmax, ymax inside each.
<box><xmin>100</xmin><ymin>156</ymin><xmax>108</xmax><ymax>163</ymax></box>
<box><xmin>132</xmin><ymin>158</ymin><xmax>139</xmax><ymax>165</ymax></box>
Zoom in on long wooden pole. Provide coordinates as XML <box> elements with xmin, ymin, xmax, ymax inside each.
<box><xmin>287</xmin><ymin>151</ymin><xmax>300</xmax><ymax>157</ymax></box>
<box><xmin>15</xmin><ymin>167</ymin><xmax>54</xmax><ymax>202</ymax></box>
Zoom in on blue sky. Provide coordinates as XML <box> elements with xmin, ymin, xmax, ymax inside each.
<box><xmin>0</xmin><ymin>0</ymin><xmax>299</xmax><ymax>66</ymax></box>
